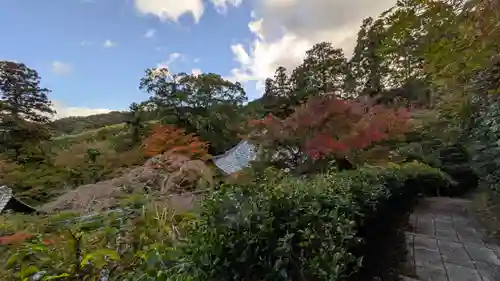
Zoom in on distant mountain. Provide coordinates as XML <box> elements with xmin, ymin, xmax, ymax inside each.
<box><xmin>51</xmin><ymin>111</ymin><xmax>130</xmax><ymax>135</ymax></box>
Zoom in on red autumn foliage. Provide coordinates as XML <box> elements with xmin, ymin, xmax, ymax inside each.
<box><xmin>0</xmin><ymin>232</ymin><xmax>33</xmax><ymax>245</ymax></box>
<box><xmin>142</xmin><ymin>124</ymin><xmax>210</xmax><ymax>160</ymax></box>
<box><xmin>0</xmin><ymin>232</ymin><xmax>57</xmax><ymax>246</ymax></box>
<box><xmin>249</xmin><ymin>95</ymin><xmax>412</xmax><ymax>162</ymax></box>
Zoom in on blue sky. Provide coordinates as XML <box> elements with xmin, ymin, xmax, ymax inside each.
<box><xmin>0</xmin><ymin>0</ymin><xmax>396</xmax><ymax>118</ymax></box>
<box><xmin>0</xmin><ymin>0</ymin><xmax>259</xmax><ymax>117</ymax></box>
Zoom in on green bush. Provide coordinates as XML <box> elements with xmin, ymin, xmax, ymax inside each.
<box><xmin>180</xmin><ymin>162</ymin><xmax>454</xmax><ymax>281</ymax></box>
<box><xmin>0</xmin><ymin>162</ymin><xmax>453</xmax><ymax>281</ymax></box>
<box><xmin>437</xmin><ymin>144</ymin><xmax>478</xmax><ymax>196</ymax></box>
<box><xmin>0</xmin><ymin>202</ymin><xmax>195</xmax><ymax>281</ymax></box>
<box><xmin>398</xmin><ymin>141</ymin><xmax>476</xmax><ymax>196</ymax></box>
<box><xmin>469</xmin><ymin>91</ymin><xmax>500</xmax><ymax>196</ymax></box>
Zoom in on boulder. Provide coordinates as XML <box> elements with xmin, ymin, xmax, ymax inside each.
<box><xmin>41</xmin><ymin>151</ymin><xmax>212</xmax><ymax>213</ymax></box>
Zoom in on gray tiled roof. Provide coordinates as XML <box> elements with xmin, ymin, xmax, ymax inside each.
<box><xmin>0</xmin><ymin>185</ymin><xmax>13</xmax><ymax>213</ymax></box>
<box><xmin>213</xmin><ymin>140</ymin><xmax>258</xmax><ymax>174</ymax></box>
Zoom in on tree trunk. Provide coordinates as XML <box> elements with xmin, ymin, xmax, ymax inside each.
<box><xmin>335</xmin><ymin>156</ymin><xmax>355</xmax><ymax>171</ymax></box>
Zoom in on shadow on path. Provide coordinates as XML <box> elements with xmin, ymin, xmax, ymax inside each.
<box><xmin>402</xmin><ymin>197</ymin><xmax>500</xmax><ymax>281</ymax></box>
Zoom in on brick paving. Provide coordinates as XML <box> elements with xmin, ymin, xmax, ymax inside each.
<box><xmin>403</xmin><ymin>197</ymin><xmax>500</xmax><ymax>281</ymax></box>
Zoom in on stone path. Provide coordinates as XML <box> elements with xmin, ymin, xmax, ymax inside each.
<box><xmin>404</xmin><ymin>197</ymin><xmax>500</xmax><ymax>281</ymax></box>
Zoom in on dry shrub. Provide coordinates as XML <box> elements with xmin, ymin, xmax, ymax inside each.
<box><xmin>0</xmin><ymin>160</ymin><xmax>22</xmax><ymax>185</ymax></box>
<box><xmin>54</xmin><ymin>140</ymin><xmax>145</xmax><ymax>176</ymax></box>
<box><xmin>53</xmin><ymin>141</ymin><xmax>112</xmax><ymax>169</ymax></box>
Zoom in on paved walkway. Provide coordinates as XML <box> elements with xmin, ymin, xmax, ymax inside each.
<box><xmin>404</xmin><ymin>197</ymin><xmax>500</xmax><ymax>281</ymax></box>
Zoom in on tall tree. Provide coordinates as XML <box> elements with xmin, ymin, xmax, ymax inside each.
<box><xmin>300</xmin><ymin>42</ymin><xmax>349</xmax><ymax>97</ymax></box>
<box><xmin>139</xmin><ymin>69</ymin><xmax>189</xmax><ymax>125</ymax></box>
<box><xmin>260</xmin><ymin>67</ymin><xmax>299</xmax><ymax>118</ymax></box>
<box><xmin>350</xmin><ymin>1</ymin><xmax>450</xmax><ymax>107</ymax></box>
<box><xmin>0</xmin><ymin>61</ymin><xmax>54</xmax><ymax>122</ymax></box>
<box><xmin>273</xmin><ymin>66</ymin><xmax>291</xmax><ymax>98</ymax></box>
<box><xmin>139</xmin><ymin>69</ymin><xmax>247</xmax><ymax>154</ymax></box>
<box><xmin>0</xmin><ymin>61</ymin><xmax>55</xmax><ymax>160</ymax></box>
<box><xmin>351</xmin><ymin>17</ymin><xmax>387</xmax><ymax>97</ymax></box>
<box><xmin>126</xmin><ymin>102</ymin><xmax>146</xmax><ymax>145</ymax></box>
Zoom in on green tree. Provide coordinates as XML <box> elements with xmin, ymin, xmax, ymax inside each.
<box><xmin>299</xmin><ymin>42</ymin><xmax>349</xmax><ymax>97</ymax></box>
<box><xmin>258</xmin><ymin>67</ymin><xmax>300</xmax><ymax>118</ymax></box>
<box><xmin>0</xmin><ymin>61</ymin><xmax>55</xmax><ymax>160</ymax></box>
<box><xmin>351</xmin><ymin>1</ymin><xmax>451</xmax><ymax>107</ymax></box>
<box><xmin>351</xmin><ymin>17</ymin><xmax>387</xmax><ymax>97</ymax></box>
<box><xmin>139</xmin><ymin>69</ymin><xmax>190</xmax><ymax>125</ymax></box>
<box><xmin>126</xmin><ymin>102</ymin><xmax>146</xmax><ymax>145</ymax></box>
<box><xmin>139</xmin><ymin>69</ymin><xmax>247</xmax><ymax>154</ymax></box>
<box><xmin>273</xmin><ymin>66</ymin><xmax>291</xmax><ymax>98</ymax></box>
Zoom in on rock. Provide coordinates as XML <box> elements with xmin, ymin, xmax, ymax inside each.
<box><xmin>42</xmin><ymin>151</ymin><xmax>213</xmax><ymax>213</ymax></box>
<box><xmin>40</xmin><ymin>181</ymin><xmax>126</xmax><ymax>213</ymax></box>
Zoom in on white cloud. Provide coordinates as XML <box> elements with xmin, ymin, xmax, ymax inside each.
<box><xmin>103</xmin><ymin>39</ymin><xmax>116</xmax><ymax>48</ymax></box>
<box><xmin>191</xmin><ymin>68</ymin><xmax>201</xmax><ymax>76</ymax></box>
<box><xmin>144</xmin><ymin>28</ymin><xmax>156</xmax><ymax>38</ymax></box>
<box><xmin>155</xmin><ymin>52</ymin><xmax>183</xmax><ymax>70</ymax></box>
<box><xmin>229</xmin><ymin>0</ymin><xmax>397</xmax><ymax>91</ymax></box>
<box><xmin>210</xmin><ymin>0</ymin><xmax>243</xmax><ymax>13</ymax></box>
<box><xmin>133</xmin><ymin>0</ymin><xmax>243</xmax><ymax>23</ymax></box>
<box><xmin>134</xmin><ymin>0</ymin><xmax>205</xmax><ymax>23</ymax></box>
<box><xmin>167</xmin><ymin>52</ymin><xmax>183</xmax><ymax>63</ymax></box>
<box><xmin>51</xmin><ymin>61</ymin><xmax>72</xmax><ymax>75</ymax></box>
<box><xmin>52</xmin><ymin>101</ymin><xmax>114</xmax><ymax>119</ymax></box>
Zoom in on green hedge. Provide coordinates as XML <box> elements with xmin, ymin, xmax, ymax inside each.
<box><xmin>179</xmin><ymin>162</ymin><xmax>454</xmax><ymax>281</ymax></box>
<box><xmin>467</xmin><ymin>55</ymin><xmax>500</xmax><ymax>196</ymax></box>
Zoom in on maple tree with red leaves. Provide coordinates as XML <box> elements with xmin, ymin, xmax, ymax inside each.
<box><xmin>249</xmin><ymin>94</ymin><xmax>412</xmax><ymax>172</ymax></box>
<box><xmin>142</xmin><ymin>124</ymin><xmax>210</xmax><ymax>160</ymax></box>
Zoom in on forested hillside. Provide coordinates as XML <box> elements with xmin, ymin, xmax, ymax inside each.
<box><xmin>0</xmin><ymin>0</ymin><xmax>499</xmax><ymax>280</ymax></box>
<box><xmin>51</xmin><ymin>111</ymin><xmax>130</xmax><ymax>135</ymax></box>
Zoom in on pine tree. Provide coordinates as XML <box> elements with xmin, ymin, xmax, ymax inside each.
<box><xmin>300</xmin><ymin>42</ymin><xmax>349</xmax><ymax>97</ymax></box>
<box><xmin>351</xmin><ymin>17</ymin><xmax>386</xmax><ymax>97</ymax></box>
<box><xmin>0</xmin><ymin>61</ymin><xmax>55</xmax><ymax>160</ymax></box>
<box><xmin>0</xmin><ymin>61</ymin><xmax>55</xmax><ymax>122</ymax></box>
<box><xmin>273</xmin><ymin>66</ymin><xmax>291</xmax><ymax>98</ymax></box>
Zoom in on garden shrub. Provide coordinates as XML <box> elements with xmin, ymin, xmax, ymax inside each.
<box><xmin>180</xmin><ymin>161</ymin><xmax>453</xmax><ymax>281</ymax></box>
<box><xmin>398</xmin><ymin>141</ymin><xmax>476</xmax><ymax>196</ymax></box>
<box><xmin>468</xmin><ymin>84</ymin><xmax>500</xmax><ymax>196</ymax></box>
<box><xmin>0</xmin><ymin>162</ymin><xmax>452</xmax><ymax>281</ymax></box>
<box><xmin>436</xmin><ymin>144</ymin><xmax>478</xmax><ymax>196</ymax></box>
<box><xmin>0</xmin><ymin>202</ymin><xmax>195</xmax><ymax>281</ymax></box>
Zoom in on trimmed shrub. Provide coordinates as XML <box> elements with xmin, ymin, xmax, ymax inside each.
<box><xmin>180</xmin><ymin>161</ymin><xmax>453</xmax><ymax>281</ymax></box>
<box><xmin>398</xmin><ymin>141</ymin><xmax>476</xmax><ymax>196</ymax></box>
<box><xmin>437</xmin><ymin>144</ymin><xmax>478</xmax><ymax>196</ymax></box>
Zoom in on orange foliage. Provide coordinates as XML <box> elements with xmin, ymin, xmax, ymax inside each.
<box><xmin>142</xmin><ymin>124</ymin><xmax>210</xmax><ymax>160</ymax></box>
<box><xmin>0</xmin><ymin>232</ymin><xmax>56</xmax><ymax>246</ymax></box>
<box><xmin>0</xmin><ymin>232</ymin><xmax>33</xmax><ymax>245</ymax></box>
